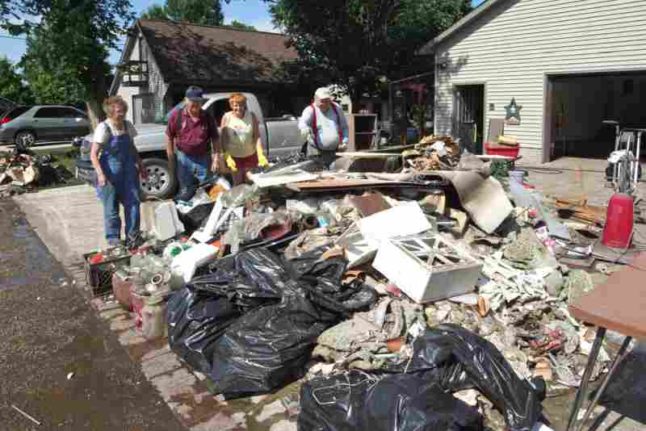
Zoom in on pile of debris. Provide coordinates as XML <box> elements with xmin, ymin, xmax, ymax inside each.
<box><xmin>404</xmin><ymin>135</ymin><xmax>461</xmax><ymax>171</ymax></box>
<box><xmin>88</xmin><ymin>137</ymin><xmax>631</xmax><ymax>430</ymax></box>
<box><xmin>0</xmin><ymin>150</ymin><xmax>75</xmax><ymax>198</ymax></box>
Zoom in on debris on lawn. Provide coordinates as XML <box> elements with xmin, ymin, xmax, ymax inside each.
<box><xmin>0</xmin><ymin>149</ymin><xmax>76</xmax><ymax>198</ymax></box>
<box><xmin>80</xmin><ymin>132</ymin><xmax>639</xmax><ymax>430</ymax></box>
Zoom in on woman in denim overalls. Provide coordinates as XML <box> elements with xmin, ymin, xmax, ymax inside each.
<box><xmin>90</xmin><ymin>96</ymin><xmax>146</xmax><ymax>247</ymax></box>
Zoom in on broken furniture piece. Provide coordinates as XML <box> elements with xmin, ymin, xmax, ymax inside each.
<box><xmin>373</xmin><ymin>233</ymin><xmax>482</xmax><ymax>303</ymax></box>
<box><xmin>566</xmin><ymin>252</ymin><xmax>646</xmax><ymax>431</ymax></box>
<box><xmin>336</xmin><ymin>201</ymin><xmax>433</xmax><ymax>268</ymax></box>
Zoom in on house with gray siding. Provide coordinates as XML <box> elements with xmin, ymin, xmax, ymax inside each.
<box><xmin>110</xmin><ymin>19</ymin><xmax>303</xmax><ymax>125</ymax></box>
<box><xmin>419</xmin><ymin>0</ymin><xmax>646</xmax><ymax>163</ymax></box>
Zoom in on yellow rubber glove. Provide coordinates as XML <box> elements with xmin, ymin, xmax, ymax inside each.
<box><xmin>256</xmin><ymin>144</ymin><xmax>269</xmax><ymax>167</ymax></box>
<box><xmin>225</xmin><ymin>153</ymin><xmax>238</xmax><ymax>172</ymax></box>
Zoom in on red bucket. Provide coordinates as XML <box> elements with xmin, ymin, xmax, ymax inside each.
<box><xmin>602</xmin><ymin>193</ymin><xmax>634</xmax><ymax>249</ymax></box>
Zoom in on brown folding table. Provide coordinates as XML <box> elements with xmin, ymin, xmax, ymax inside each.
<box><xmin>566</xmin><ymin>252</ymin><xmax>646</xmax><ymax>431</ymax></box>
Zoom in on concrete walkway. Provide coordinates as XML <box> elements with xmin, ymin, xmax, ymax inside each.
<box><xmin>0</xmin><ymin>199</ymin><xmax>184</xmax><ymax>430</ymax></box>
<box><xmin>15</xmin><ymin>185</ymin><xmax>105</xmax><ymax>266</ymax></box>
<box><xmin>14</xmin><ymin>185</ymin><xmax>299</xmax><ymax>431</ymax></box>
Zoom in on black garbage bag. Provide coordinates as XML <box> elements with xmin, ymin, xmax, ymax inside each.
<box><xmin>298</xmin><ymin>370</ymin><xmax>484</xmax><ymax>431</ymax></box>
<box><xmin>403</xmin><ymin>324</ymin><xmax>543</xmax><ymax>431</ymax></box>
<box><xmin>209</xmin><ymin>282</ymin><xmax>338</xmax><ymax>398</ymax></box>
<box><xmin>194</xmin><ymin>248</ymin><xmax>287</xmax><ymax>308</ymax></box>
<box><xmin>169</xmin><ymin>247</ymin><xmax>374</xmax><ymax>398</ymax></box>
<box><xmin>289</xmin><ymin>249</ymin><xmax>378</xmax><ymax>313</ymax></box>
<box><xmin>166</xmin><ymin>285</ymin><xmax>241</xmax><ymax>375</ymax></box>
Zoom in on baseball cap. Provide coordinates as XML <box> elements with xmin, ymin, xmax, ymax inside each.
<box><xmin>185</xmin><ymin>85</ymin><xmax>205</xmax><ymax>102</ymax></box>
<box><xmin>314</xmin><ymin>87</ymin><xmax>332</xmax><ymax>100</ymax></box>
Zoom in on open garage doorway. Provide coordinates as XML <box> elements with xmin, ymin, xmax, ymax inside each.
<box><xmin>547</xmin><ymin>71</ymin><xmax>646</xmax><ymax>160</ymax></box>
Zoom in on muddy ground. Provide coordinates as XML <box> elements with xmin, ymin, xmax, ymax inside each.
<box><xmin>0</xmin><ymin>199</ymin><xmax>184</xmax><ymax>430</ymax></box>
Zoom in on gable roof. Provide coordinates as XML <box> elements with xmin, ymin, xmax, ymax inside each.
<box><xmin>136</xmin><ymin>19</ymin><xmax>298</xmax><ymax>86</ymax></box>
<box><xmin>418</xmin><ymin>0</ymin><xmax>507</xmax><ymax>55</ymax></box>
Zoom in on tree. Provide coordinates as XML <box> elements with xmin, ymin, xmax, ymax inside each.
<box><xmin>21</xmin><ymin>24</ymin><xmax>89</xmax><ymax>105</ymax></box>
<box><xmin>227</xmin><ymin>20</ymin><xmax>256</xmax><ymax>31</ymax></box>
<box><xmin>1</xmin><ymin>0</ymin><xmax>134</xmax><ymax>124</ymax></box>
<box><xmin>141</xmin><ymin>4</ymin><xmax>169</xmax><ymax>20</ymax></box>
<box><xmin>141</xmin><ymin>0</ymin><xmax>224</xmax><ymax>25</ymax></box>
<box><xmin>268</xmin><ymin>0</ymin><xmax>471</xmax><ymax>109</ymax></box>
<box><xmin>0</xmin><ymin>56</ymin><xmax>34</xmax><ymax>104</ymax></box>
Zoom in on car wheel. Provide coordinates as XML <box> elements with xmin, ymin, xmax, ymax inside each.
<box><xmin>15</xmin><ymin>130</ymin><xmax>36</xmax><ymax>148</ymax></box>
<box><xmin>140</xmin><ymin>158</ymin><xmax>176</xmax><ymax>200</ymax></box>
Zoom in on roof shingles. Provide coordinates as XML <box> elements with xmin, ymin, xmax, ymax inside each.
<box><xmin>138</xmin><ymin>19</ymin><xmax>298</xmax><ymax>85</ymax></box>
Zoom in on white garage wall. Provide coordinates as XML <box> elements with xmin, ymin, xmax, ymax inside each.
<box><xmin>434</xmin><ymin>0</ymin><xmax>646</xmax><ymax>163</ymax></box>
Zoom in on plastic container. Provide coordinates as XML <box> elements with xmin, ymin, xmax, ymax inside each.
<box><xmin>508</xmin><ymin>170</ymin><xmax>525</xmax><ymax>184</ymax></box>
<box><xmin>141</xmin><ymin>295</ymin><xmax>167</xmax><ymax>340</ymax></box>
<box><xmin>602</xmin><ymin>193</ymin><xmax>634</xmax><ymax>249</ymax></box>
<box><xmin>485</xmin><ymin>142</ymin><xmax>520</xmax><ymax>158</ymax></box>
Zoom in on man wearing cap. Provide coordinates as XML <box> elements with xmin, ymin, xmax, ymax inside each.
<box><xmin>166</xmin><ymin>86</ymin><xmax>223</xmax><ymax>200</ymax></box>
<box><xmin>298</xmin><ymin>87</ymin><xmax>349</xmax><ymax>167</ymax></box>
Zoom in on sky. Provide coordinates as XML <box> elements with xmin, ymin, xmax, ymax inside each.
<box><xmin>0</xmin><ymin>0</ymin><xmax>486</xmax><ymax>66</ymax></box>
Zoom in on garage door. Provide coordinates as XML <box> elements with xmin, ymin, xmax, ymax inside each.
<box><xmin>548</xmin><ymin>71</ymin><xmax>646</xmax><ymax>159</ymax></box>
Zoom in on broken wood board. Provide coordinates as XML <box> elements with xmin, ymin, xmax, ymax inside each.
<box><xmin>429</xmin><ymin>171</ymin><xmax>513</xmax><ymax>234</ymax></box>
<box><xmin>554</xmin><ymin>198</ymin><xmax>606</xmax><ymax>226</ymax></box>
<box><xmin>373</xmin><ymin>233</ymin><xmax>482</xmax><ymax>304</ymax></box>
<box><xmin>290</xmin><ymin>178</ymin><xmax>436</xmax><ymax>192</ymax></box>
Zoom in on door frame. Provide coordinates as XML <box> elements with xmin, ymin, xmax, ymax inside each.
<box><xmin>452</xmin><ymin>82</ymin><xmax>486</xmax><ymax>154</ymax></box>
<box><xmin>543</xmin><ymin>75</ymin><xmax>553</xmax><ymax>162</ymax></box>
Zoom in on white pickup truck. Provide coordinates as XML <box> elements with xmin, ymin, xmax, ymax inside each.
<box><xmin>75</xmin><ymin>92</ymin><xmax>303</xmax><ymax>198</ymax></box>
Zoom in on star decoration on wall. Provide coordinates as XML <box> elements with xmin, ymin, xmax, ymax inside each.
<box><xmin>504</xmin><ymin>98</ymin><xmax>522</xmax><ymax>125</ymax></box>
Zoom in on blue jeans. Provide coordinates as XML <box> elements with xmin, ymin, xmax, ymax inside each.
<box><xmin>98</xmin><ymin>133</ymin><xmax>140</xmax><ymax>242</ymax></box>
<box><xmin>98</xmin><ymin>181</ymin><xmax>140</xmax><ymax>242</ymax></box>
<box><xmin>176</xmin><ymin>150</ymin><xmax>212</xmax><ymax>200</ymax></box>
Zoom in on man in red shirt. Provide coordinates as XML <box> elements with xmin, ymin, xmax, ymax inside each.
<box><xmin>166</xmin><ymin>86</ymin><xmax>223</xmax><ymax>200</ymax></box>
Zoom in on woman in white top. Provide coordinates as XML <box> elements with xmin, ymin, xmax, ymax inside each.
<box><xmin>220</xmin><ymin>93</ymin><xmax>268</xmax><ymax>185</ymax></box>
<box><xmin>90</xmin><ymin>96</ymin><xmax>146</xmax><ymax>248</ymax></box>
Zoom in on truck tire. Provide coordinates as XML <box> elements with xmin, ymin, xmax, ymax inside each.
<box><xmin>140</xmin><ymin>158</ymin><xmax>176</xmax><ymax>200</ymax></box>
